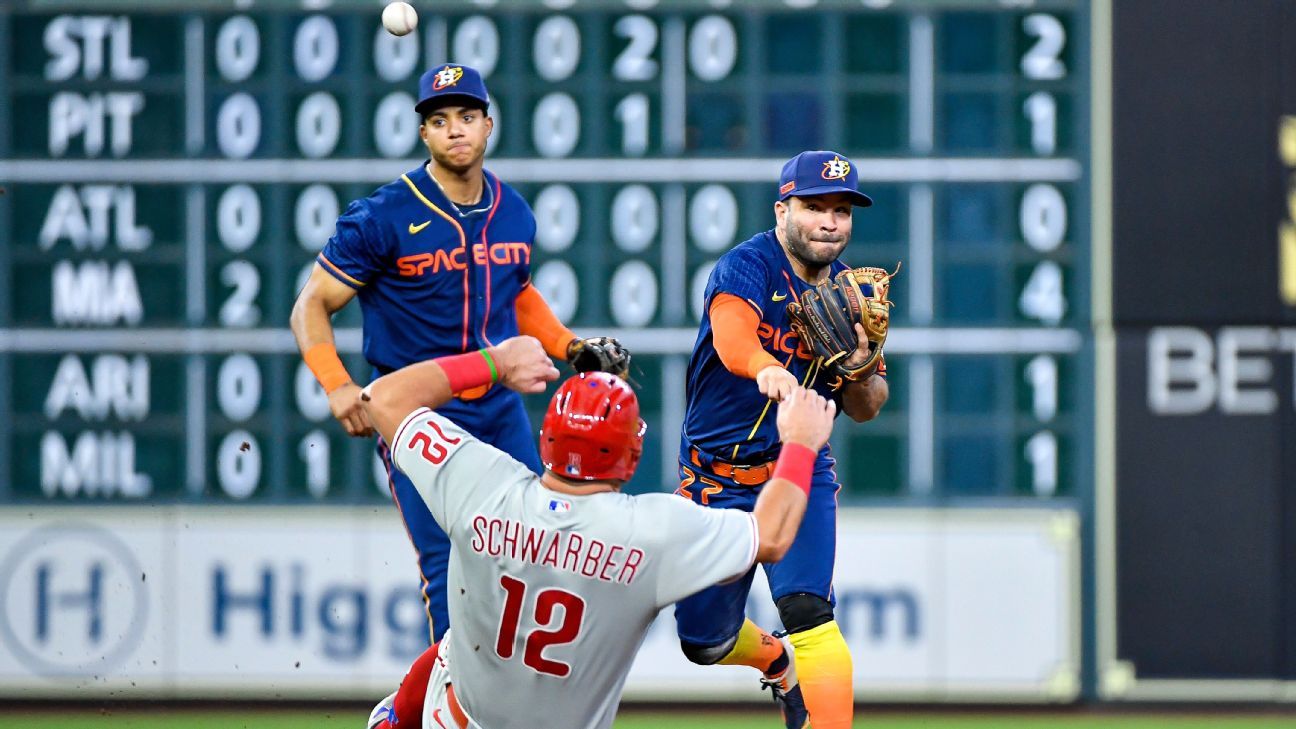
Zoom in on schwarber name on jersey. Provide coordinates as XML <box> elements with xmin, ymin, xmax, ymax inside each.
<box><xmin>317</xmin><ymin>165</ymin><xmax>536</xmax><ymax>374</ymax></box>
<box><xmin>682</xmin><ymin>230</ymin><xmax>884</xmax><ymax>466</ymax></box>
<box><xmin>390</xmin><ymin>407</ymin><xmax>758</xmax><ymax>729</ymax></box>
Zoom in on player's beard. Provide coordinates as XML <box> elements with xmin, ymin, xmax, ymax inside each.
<box><xmin>782</xmin><ymin>217</ymin><xmax>847</xmax><ymax>268</ymax></box>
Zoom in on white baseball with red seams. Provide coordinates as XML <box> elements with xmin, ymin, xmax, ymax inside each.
<box><xmin>381</xmin><ymin>2</ymin><xmax>418</xmax><ymax>37</ymax></box>
<box><xmin>390</xmin><ymin>406</ymin><xmax>759</xmax><ymax>729</ymax></box>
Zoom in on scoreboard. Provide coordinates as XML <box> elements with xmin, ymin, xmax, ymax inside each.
<box><xmin>0</xmin><ymin>0</ymin><xmax>1092</xmax><ymax>507</ymax></box>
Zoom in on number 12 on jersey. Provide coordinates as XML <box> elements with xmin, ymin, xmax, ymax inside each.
<box><xmin>495</xmin><ymin>575</ymin><xmax>586</xmax><ymax>677</ymax></box>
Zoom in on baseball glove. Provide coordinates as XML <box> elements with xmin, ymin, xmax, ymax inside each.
<box><xmin>785</xmin><ymin>264</ymin><xmax>900</xmax><ymax>382</ymax></box>
<box><xmin>566</xmin><ymin>336</ymin><xmax>632</xmax><ymax>379</ymax></box>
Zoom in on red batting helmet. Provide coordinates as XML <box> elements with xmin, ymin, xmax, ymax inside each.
<box><xmin>540</xmin><ymin>372</ymin><xmax>646</xmax><ymax>482</ymax></box>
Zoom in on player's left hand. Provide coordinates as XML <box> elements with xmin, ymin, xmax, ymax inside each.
<box><xmin>491</xmin><ymin>336</ymin><xmax>560</xmax><ymax>394</ymax></box>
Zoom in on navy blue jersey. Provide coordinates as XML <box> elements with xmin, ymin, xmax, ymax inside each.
<box><xmin>682</xmin><ymin>230</ymin><xmax>884</xmax><ymax>465</ymax></box>
<box><xmin>318</xmin><ymin>163</ymin><xmax>535</xmax><ymax>373</ymax></box>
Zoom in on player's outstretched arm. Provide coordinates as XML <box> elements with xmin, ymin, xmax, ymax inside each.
<box><xmin>710</xmin><ymin>294</ymin><xmax>798</xmax><ymax>400</ymax></box>
<box><xmin>751</xmin><ymin>388</ymin><xmax>836</xmax><ymax>562</ymax></box>
<box><xmin>291</xmin><ymin>264</ymin><xmax>372</xmax><ymax>436</ymax></box>
<box><xmin>492</xmin><ymin>336</ymin><xmax>562</xmax><ymax>394</ymax></box>
<box><xmin>516</xmin><ymin>285</ymin><xmax>634</xmax><ymax>378</ymax></box>
<box><xmin>515</xmin><ymin>284</ymin><xmax>579</xmax><ymax>358</ymax></box>
<box><xmin>361</xmin><ymin>336</ymin><xmax>559</xmax><ymax>445</ymax></box>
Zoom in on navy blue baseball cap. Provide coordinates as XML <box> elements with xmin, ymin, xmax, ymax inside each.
<box><xmin>415</xmin><ymin>63</ymin><xmax>490</xmax><ymax>116</ymax></box>
<box><xmin>777</xmin><ymin>151</ymin><xmax>873</xmax><ymax>208</ymax></box>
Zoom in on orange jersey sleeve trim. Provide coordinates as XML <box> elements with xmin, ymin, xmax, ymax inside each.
<box><xmin>711</xmin><ymin>293</ymin><xmax>781</xmax><ymax>379</ymax></box>
<box><xmin>515</xmin><ymin>284</ymin><xmax>578</xmax><ymax>359</ymax></box>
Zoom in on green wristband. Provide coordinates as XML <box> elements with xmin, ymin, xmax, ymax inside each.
<box><xmin>480</xmin><ymin>348</ymin><xmax>499</xmax><ymax>383</ymax></box>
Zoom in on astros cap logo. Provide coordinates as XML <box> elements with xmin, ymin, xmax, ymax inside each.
<box><xmin>432</xmin><ymin>66</ymin><xmax>464</xmax><ymax>90</ymax></box>
<box><xmin>821</xmin><ymin>155</ymin><xmax>851</xmax><ymax>181</ymax></box>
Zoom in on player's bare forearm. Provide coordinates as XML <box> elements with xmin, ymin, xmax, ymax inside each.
<box><xmin>293</xmin><ymin>264</ymin><xmax>373</xmax><ymax>436</ymax></box>
<box><xmin>290</xmin><ymin>264</ymin><xmax>359</xmax><ymax>354</ymax></box>
<box><xmin>361</xmin><ymin>361</ymin><xmax>455</xmax><ymax>445</ymax></box>
<box><xmin>362</xmin><ymin>337</ymin><xmax>558</xmax><ymax>446</ymax></box>
<box><xmin>840</xmin><ymin>374</ymin><xmax>889</xmax><ymax>422</ymax></box>
<box><xmin>751</xmin><ymin>387</ymin><xmax>835</xmax><ymax>562</ymax></box>
<box><xmin>752</xmin><ymin>480</ymin><xmax>808</xmax><ymax>562</ymax></box>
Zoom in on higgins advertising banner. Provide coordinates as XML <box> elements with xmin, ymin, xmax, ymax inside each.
<box><xmin>0</xmin><ymin>508</ymin><xmax>1078</xmax><ymax>702</ymax></box>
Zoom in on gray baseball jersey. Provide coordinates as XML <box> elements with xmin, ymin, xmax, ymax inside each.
<box><xmin>391</xmin><ymin>406</ymin><xmax>758</xmax><ymax>729</ymax></box>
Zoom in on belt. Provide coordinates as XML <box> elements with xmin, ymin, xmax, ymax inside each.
<box><xmin>690</xmin><ymin>447</ymin><xmax>776</xmax><ymax>487</ymax></box>
<box><xmin>456</xmin><ymin>382</ymin><xmax>492</xmax><ymax>401</ymax></box>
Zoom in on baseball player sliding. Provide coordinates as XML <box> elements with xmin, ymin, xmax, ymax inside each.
<box><xmin>358</xmin><ymin>335</ymin><xmax>836</xmax><ymax>729</ymax></box>
<box><xmin>290</xmin><ymin>63</ymin><xmax>627</xmax><ymax>646</ymax></box>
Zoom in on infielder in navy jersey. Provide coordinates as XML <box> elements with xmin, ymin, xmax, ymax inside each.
<box><xmin>290</xmin><ymin>64</ymin><xmax>615</xmax><ymax>645</ymax></box>
<box><xmin>675</xmin><ymin>151</ymin><xmax>890</xmax><ymax>729</ymax></box>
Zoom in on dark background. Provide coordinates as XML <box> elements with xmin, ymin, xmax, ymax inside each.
<box><xmin>1113</xmin><ymin>0</ymin><xmax>1296</xmax><ymax>681</ymax></box>
<box><xmin>1113</xmin><ymin>0</ymin><xmax>1296</xmax><ymax>326</ymax></box>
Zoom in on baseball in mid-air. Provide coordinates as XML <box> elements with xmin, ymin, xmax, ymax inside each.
<box><xmin>382</xmin><ymin>2</ymin><xmax>418</xmax><ymax>37</ymax></box>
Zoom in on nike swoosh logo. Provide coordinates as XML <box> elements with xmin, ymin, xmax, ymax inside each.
<box><xmin>408</xmin><ymin>220</ymin><xmax>431</xmax><ymax>234</ymax></box>
<box><xmin>771</xmin><ymin>291</ymin><xmax>788</xmax><ymax>302</ymax></box>
<box><xmin>432</xmin><ymin>708</ymin><xmax>448</xmax><ymax>728</ymax></box>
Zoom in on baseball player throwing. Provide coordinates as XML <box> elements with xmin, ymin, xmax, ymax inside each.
<box><xmin>674</xmin><ymin>151</ymin><xmax>892</xmax><ymax>729</ymax></box>
<box><xmin>357</xmin><ymin>335</ymin><xmax>835</xmax><ymax>729</ymax></box>
<box><xmin>290</xmin><ymin>63</ymin><xmax>627</xmax><ymax>645</ymax></box>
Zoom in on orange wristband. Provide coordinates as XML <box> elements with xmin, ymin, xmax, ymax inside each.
<box><xmin>303</xmin><ymin>343</ymin><xmax>352</xmax><ymax>394</ymax></box>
